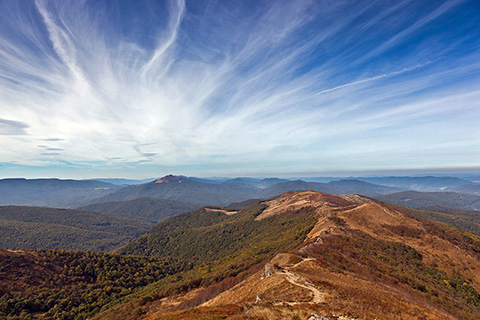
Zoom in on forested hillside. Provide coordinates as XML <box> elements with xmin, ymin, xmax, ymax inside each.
<box><xmin>119</xmin><ymin>202</ymin><xmax>317</xmax><ymax>271</ymax></box>
<box><xmin>77</xmin><ymin>197</ymin><xmax>201</xmax><ymax>222</ymax></box>
<box><xmin>0</xmin><ymin>248</ymin><xmax>189</xmax><ymax>319</ymax></box>
<box><xmin>0</xmin><ymin>206</ymin><xmax>153</xmax><ymax>251</ymax></box>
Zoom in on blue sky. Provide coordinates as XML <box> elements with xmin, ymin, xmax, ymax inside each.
<box><xmin>0</xmin><ymin>0</ymin><xmax>479</xmax><ymax>179</ymax></box>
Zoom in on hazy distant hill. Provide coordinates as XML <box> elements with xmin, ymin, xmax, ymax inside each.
<box><xmin>2</xmin><ymin>175</ymin><xmax>471</xmax><ymax>210</ymax></box>
<box><xmin>378</xmin><ymin>191</ymin><xmax>480</xmax><ymax>211</ymax></box>
<box><xmin>260</xmin><ymin>179</ymin><xmax>397</xmax><ymax>198</ymax></box>
<box><xmin>0</xmin><ymin>178</ymin><xmax>118</xmax><ymax>207</ymax></box>
<box><xmin>90</xmin><ymin>178</ymin><xmax>156</xmax><ymax>185</ymax></box>
<box><xmin>0</xmin><ymin>206</ymin><xmax>153</xmax><ymax>251</ymax></box>
<box><xmin>84</xmin><ymin>175</ymin><xmax>398</xmax><ymax>207</ymax></box>
<box><xmin>259</xmin><ymin>179</ymin><xmax>333</xmax><ymax>195</ymax></box>
<box><xmin>77</xmin><ymin>197</ymin><xmax>201</xmax><ymax>222</ymax></box>
<box><xmin>358</xmin><ymin>176</ymin><xmax>473</xmax><ymax>191</ymax></box>
<box><xmin>81</xmin><ymin>175</ymin><xmax>258</xmax><ymax>206</ymax></box>
<box><xmin>222</xmin><ymin>177</ymin><xmax>291</xmax><ymax>188</ymax></box>
<box><xmin>326</xmin><ymin>179</ymin><xmax>400</xmax><ymax>195</ymax></box>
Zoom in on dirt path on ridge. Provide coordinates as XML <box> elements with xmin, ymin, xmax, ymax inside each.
<box><xmin>273</xmin><ymin>258</ymin><xmax>323</xmax><ymax>305</ymax></box>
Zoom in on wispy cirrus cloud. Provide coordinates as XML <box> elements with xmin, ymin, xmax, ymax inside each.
<box><xmin>0</xmin><ymin>0</ymin><xmax>479</xmax><ymax>178</ymax></box>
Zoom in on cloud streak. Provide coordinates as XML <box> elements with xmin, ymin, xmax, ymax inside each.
<box><xmin>0</xmin><ymin>0</ymin><xmax>479</xmax><ymax>177</ymax></box>
<box><xmin>0</xmin><ymin>118</ymin><xmax>29</xmax><ymax>135</ymax></box>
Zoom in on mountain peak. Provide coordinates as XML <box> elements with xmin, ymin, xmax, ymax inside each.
<box><xmin>154</xmin><ymin>174</ymin><xmax>186</xmax><ymax>184</ymax></box>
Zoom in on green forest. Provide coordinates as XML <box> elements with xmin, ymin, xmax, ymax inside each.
<box><xmin>0</xmin><ymin>206</ymin><xmax>153</xmax><ymax>252</ymax></box>
<box><xmin>0</xmin><ymin>249</ymin><xmax>190</xmax><ymax>320</ymax></box>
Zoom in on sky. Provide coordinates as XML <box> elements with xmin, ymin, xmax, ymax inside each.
<box><xmin>0</xmin><ymin>0</ymin><xmax>479</xmax><ymax>179</ymax></box>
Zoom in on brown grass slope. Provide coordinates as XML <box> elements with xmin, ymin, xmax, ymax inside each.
<box><xmin>94</xmin><ymin>191</ymin><xmax>480</xmax><ymax>320</ymax></box>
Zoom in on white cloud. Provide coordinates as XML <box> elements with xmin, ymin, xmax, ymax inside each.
<box><xmin>0</xmin><ymin>0</ymin><xmax>479</xmax><ymax>176</ymax></box>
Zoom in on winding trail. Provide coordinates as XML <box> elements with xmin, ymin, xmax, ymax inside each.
<box><xmin>272</xmin><ymin>258</ymin><xmax>323</xmax><ymax>305</ymax></box>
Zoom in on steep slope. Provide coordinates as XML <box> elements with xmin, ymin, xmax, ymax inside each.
<box><xmin>96</xmin><ymin>191</ymin><xmax>480</xmax><ymax>320</ymax></box>
<box><xmin>375</xmin><ymin>202</ymin><xmax>480</xmax><ymax>239</ymax></box>
<box><xmin>0</xmin><ymin>178</ymin><xmax>117</xmax><ymax>207</ymax></box>
<box><xmin>0</xmin><ymin>206</ymin><xmax>153</xmax><ymax>251</ymax></box>
<box><xmin>77</xmin><ymin>197</ymin><xmax>201</xmax><ymax>222</ymax></box>
<box><xmin>378</xmin><ymin>191</ymin><xmax>480</xmax><ymax>211</ymax></box>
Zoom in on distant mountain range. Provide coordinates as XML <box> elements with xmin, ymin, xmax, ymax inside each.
<box><xmin>378</xmin><ymin>191</ymin><xmax>480</xmax><ymax>211</ymax></box>
<box><xmin>81</xmin><ymin>175</ymin><xmax>398</xmax><ymax>206</ymax></box>
<box><xmin>0</xmin><ymin>178</ymin><xmax>118</xmax><ymax>207</ymax></box>
<box><xmin>87</xmin><ymin>178</ymin><xmax>157</xmax><ymax>185</ymax></box>
<box><xmin>356</xmin><ymin>175</ymin><xmax>474</xmax><ymax>191</ymax></box>
<box><xmin>0</xmin><ymin>174</ymin><xmax>478</xmax><ymax>209</ymax></box>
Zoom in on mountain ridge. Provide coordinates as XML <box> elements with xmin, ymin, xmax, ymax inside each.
<box><xmin>2</xmin><ymin>190</ymin><xmax>480</xmax><ymax>319</ymax></box>
<box><xmin>101</xmin><ymin>191</ymin><xmax>480</xmax><ymax>320</ymax></box>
